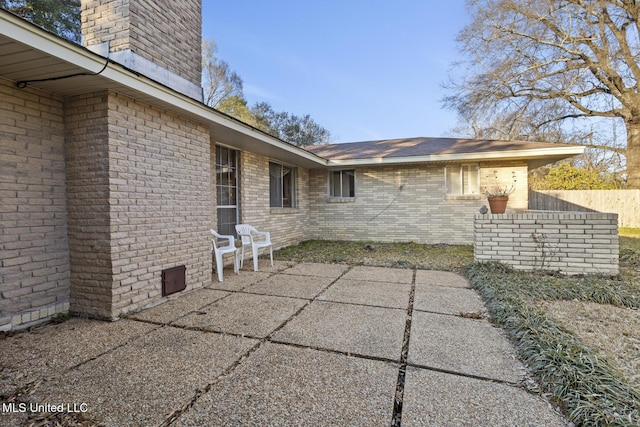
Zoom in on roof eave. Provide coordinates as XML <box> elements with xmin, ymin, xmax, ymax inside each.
<box><xmin>324</xmin><ymin>146</ymin><xmax>586</xmax><ymax>167</ymax></box>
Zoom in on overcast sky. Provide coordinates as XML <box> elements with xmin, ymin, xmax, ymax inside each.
<box><xmin>202</xmin><ymin>1</ymin><xmax>470</xmax><ymax>143</ymax></box>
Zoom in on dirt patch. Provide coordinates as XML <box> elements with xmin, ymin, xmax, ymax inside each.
<box><xmin>540</xmin><ymin>300</ymin><xmax>640</xmax><ymax>388</ymax></box>
<box><xmin>275</xmin><ymin>240</ymin><xmax>473</xmax><ymax>271</ymax></box>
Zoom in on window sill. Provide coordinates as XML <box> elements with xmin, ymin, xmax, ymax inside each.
<box><xmin>270</xmin><ymin>207</ymin><xmax>298</xmax><ymax>214</ymax></box>
<box><xmin>325</xmin><ymin>197</ymin><xmax>357</xmax><ymax>203</ymax></box>
<box><xmin>445</xmin><ymin>194</ymin><xmax>482</xmax><ymax>201</ymax></box>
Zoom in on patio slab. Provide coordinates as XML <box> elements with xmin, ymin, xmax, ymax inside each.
<box><xmin>129</xmin><ymin>288</ymin><xmax>229</xmax><ymax>324</ymax></box>
<box><xmin>175</xmin><ymin>342</ymin><xmax>397</xmax><ymax>427</ymax></box>
<box><xmin>23</xmin><ymin>327</ymin><xmax>257</xmax><ymax>427</ymax></box>
<box><xmin>0</xmin><ymin>318</ymin><xmax>158</xmax><ymax>396</ymax></box>
<box><xmin>281</xmin><ymin>262</ymin><xmax>350</xmax><ymax>278</ymax></box>
<box><xmin>244</xmin><ymin>274</ymin><xmax>334</xmax><ymax>299</ymax></box>
<box><xmin>415</xmin><ymin>269</ymin><xmax>471</xmax><ymax>288</ymax></box>
<box><xmin>237</xmin><ymin>258</ymin><xmax>296</xmax><ymax>273</ymax></box>
<box><xmin>341</xmin><ymin>265</ymin><xmax>413</xmax><ymax>283</ymax></box>
<box><xmin>0</xmin><ymin>263</ymin><xmax>569</xmax><ymax>426</ymax></box>
<box><xmin>273</xmin><ymin>300</ymin><xmax>406</xmax><ymax>361</ymax></box>
<box><xmin>174</xmin><ymin>292</ymin><xmax>307</xmax><ymax>338</ymax></box>
<box><xmin>408</xmin><ymin>311</ymin><xmax>526</xmax><ymax>383</ymax></box>
<box><xmin>207</xmin><ymin>270</ymin><xmax>272</xmax><ymax>291</ymax></box>
<box><xmin>318</xmin><ymin>278</ymin><xmax>411</xmax><ymax>309</ymax></box>
<box><xmin>402</xmin><ymin>367</ymin><xmax>567</xmax><ymax>426</ymax></box>
<box><xmin>413</xmin><ymin>285</ymin><xmax>486</xmax><ymax>315</ymax></box>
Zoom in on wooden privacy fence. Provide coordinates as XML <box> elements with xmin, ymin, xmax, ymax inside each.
<box><xmin>529</xmin><ymin>190</ymin><xmax>640</xmax><ymax>228</ymax></box>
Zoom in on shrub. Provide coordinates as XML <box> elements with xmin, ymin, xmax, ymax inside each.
<box><xmin>465</xmin><ymin>263</ymin><xmax>640</xmax><ymax>426</ymax></box>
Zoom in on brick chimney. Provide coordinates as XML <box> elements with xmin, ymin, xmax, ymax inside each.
<box><xmin>81</xmin><ymin>0</ymin><xmax>203</xmax><ymax>101</ymax></box>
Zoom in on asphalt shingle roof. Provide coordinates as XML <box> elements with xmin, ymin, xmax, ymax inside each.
<box><xmin>305</xmin><ymin>137</ymin><xmax>573</xmax><ymax>160</ymax></box>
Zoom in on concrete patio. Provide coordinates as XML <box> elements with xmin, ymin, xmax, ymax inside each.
<box><xmin>0</xmin><ymin>262</ymin><xmax>568</xmax><ymax>426</ymax></box>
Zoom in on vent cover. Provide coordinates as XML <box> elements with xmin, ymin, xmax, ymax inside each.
<box><xmin>162</xmin><ymin>265</ymin><xmax>186</xmax><ymax>296</ymax></box>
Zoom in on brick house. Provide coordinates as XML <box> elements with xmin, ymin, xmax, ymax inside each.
<box><xmin>0</xmin><ymin>1</ymin><xmax>583</xmax><ymax>332</ymax></box>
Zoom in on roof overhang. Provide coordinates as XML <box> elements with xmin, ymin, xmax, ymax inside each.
<box><xmin>323</xmin><ymin>146</ymin><xmax>585</xmax><ymax>169</ymax></box>
<box><xmin>0</xmin><ymin>10</ymin><xmax>327</xmax><ymax>169</ymax></box>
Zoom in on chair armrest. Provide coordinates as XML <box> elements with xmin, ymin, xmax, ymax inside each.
<box><xmin>217</xmin><ymin>234</ymin><xmax>235</xmax><ymax>247</ymax></box>
<box><xmin>254</xmin><ymin>230</ymin><xmax>270</xmax><ymax>242</ymax></box>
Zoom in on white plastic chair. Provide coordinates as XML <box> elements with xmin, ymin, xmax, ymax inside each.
<box><xmin>210</xmin><ymin>229</ymin><xmax>239</xmax><ymax>282</ymax></box>
<box><xmin>235</xmin><ymin>224</ymin><xmax>273</xmax><ymax>271</ymax></box>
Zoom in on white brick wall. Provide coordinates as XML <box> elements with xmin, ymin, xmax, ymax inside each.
<box><xmin>0</xmin><ymin>80</ymin><xmax>71</xmax><ymax>331</ymax></box>
<box><xmin>108</xmin><ymin>92</ymin><xmax>214</xmax><ymax>315</ymax></box>
<box><xmin>65</xmin><ymin>90</ymin><xmax>214</xmax><ymax>319</ymax></box>
<box><xmin>238</xmin><ymin>151</ymin><xmax>311</xmax><ymax>249</ymax></box>
<box><xmin>474</xmin><ymin>211</ymin><xmax>619</xmax><ymax>275</ymax></box>
<box><xmin>308</xmin><ymin>162</ymin><xmax>528</xmax><ymax>244</ymax></box>
<box><xmin>64</xmin><ymin>91</ymin><xmax>113</xmax><ymax>319</ymax></box>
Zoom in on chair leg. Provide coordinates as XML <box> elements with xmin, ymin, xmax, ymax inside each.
<box><xmin>215</xmin><ymin>253</ymin><xmax>224</xmax><ymax>282</ymax></box>
<box><xmin>252</xmin><ymin>245</ymin><xmax>259</xmax><ymax>272</ymax></box>
<box><xmin>269</xmin><ymin>246</ymin><xmax>273</xmax><ymax>267</ymax></box>
<box><xmin>239</xmin><ymin>246</ymin><xmax>245</xmax><ymax>269</ymax></box>
<box><xmin>233</xmin><ymin>250</ymin><xmax>239</xmax><ymax>274</ymax></box>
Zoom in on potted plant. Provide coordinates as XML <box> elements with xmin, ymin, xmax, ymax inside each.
<box><xmin>483</xmin><ymin>171</ymin><xmax>516</xmax><ymax>214</ymax></box>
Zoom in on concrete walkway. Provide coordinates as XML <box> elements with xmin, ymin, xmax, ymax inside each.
<box><xmin>1</xmin><ymin>262</ymin><xmax>568</xmax><ymax>426</ymax></box>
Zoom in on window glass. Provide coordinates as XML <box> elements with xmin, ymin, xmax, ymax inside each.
<box><xmin>216</xmin><ymin>145</ymin><xmax>238</xmax><ymax>206</ymax></box>
<box><xmin>215</xmin><ymin>145</ymin><xmax>239</xmax><ymax>236</ymax></box>
<box><xmin>446</xmin><ymin>166</ymin><xmax>462</xmax><ymax>195</ymax></box>
<box><xmin>269</xmin><ymin>162</ymin><xmax>297</xmax><ymax>207</ymax></box>
<box><xmin>463</xmin><ymin>164</ymin><xmax>479</xmax><ymax>195</ymax></box>
<box><xmin>329</xmin><ymin>169</ymin><xmax>356</xmax><ymax>197</ymax></box>
<box><xmin>446</xmin><ymin>164</ymin><xmax>479</xmax><ymax>195</ymax></box>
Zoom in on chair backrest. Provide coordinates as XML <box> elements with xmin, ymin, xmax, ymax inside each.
<box><xmin>210</xmin><ymin>229</ymin><xmax>221</xmax><ymax>251</ymax></box>
<box><xmin>235</xmin><ymin>224</ymin><xmax>255</xmax><ymax>245</ymax></box>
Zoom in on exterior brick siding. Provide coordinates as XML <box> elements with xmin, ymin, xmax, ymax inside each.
<box><xmin>107</xmin><ymin>92</ymin><xmax>213</xmax><ymax>315</ymax></box>
<box><xmin>64</xmin><ymin>91</ymin><xmax>113</xmax><ymax>319</ymax></box>
<box><xmin>0</xmin><ymin>80</ymin><xmax>70</xmax><ymax>331</ymax></box>
<box><xmin>65</xmin><ymin>91</ymin><xmax>213</xmax><ymax>319</ymax></box>
<box><xmin>238</xmin><ymin>151</ymin><xmax>311</xmax><ymax>249</ymax></box>
<box><xmin>474</xmin><ymin>211</ymin><xmax>619</xmax><ymax>275</ymax></box>
<box><xmin>308</xmin><ymin>162</ymin><xmax>528</xmax><ymax>244</ymax></box>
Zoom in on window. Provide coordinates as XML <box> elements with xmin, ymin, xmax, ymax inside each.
<box><xmin>445</xmin><ymin>164</ymin><xmax>480</xmax><ymax>196</ymax></box>
<box><xmin>215</xmin><ymin>145</ymin><xmax>239</xmax><ymax>236</ymax></box>
<box><xmin>329</xmin><ymin>170</ymin><xmax>355</xmax><ymax>198</ymax></box>
<box><xmin>269</xmin><ymin>162</ymin><xmax>297</xmax><ymax>207</ymax></box>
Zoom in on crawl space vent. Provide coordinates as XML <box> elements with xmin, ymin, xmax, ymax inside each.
<box><xmin>162</xmin><ymin>265</ymin><xmax>186</xmax><ymax>296</ymax></box>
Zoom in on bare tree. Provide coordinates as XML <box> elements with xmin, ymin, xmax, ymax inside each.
<box><xmin>201</xmin><ymin>39</ymin><xmax>243</xmax><ymax>108</ymax></box>
<box><xmin>250</xmin><ymin>102</ymin><xmax>333</xmax><ymax>147</ymax></box>
<box><xmin>201</xmin><ymin>39</ymin><xmax>332</xmax><ymax>146</ymax></box>
<box><xmin>444</xmin><ymin>0</ymin><xmax>640</xmax><ymax>187</ymax></box>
